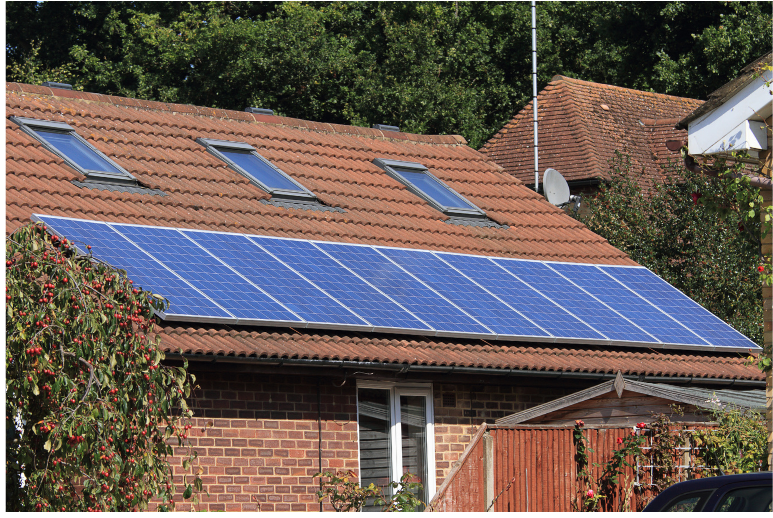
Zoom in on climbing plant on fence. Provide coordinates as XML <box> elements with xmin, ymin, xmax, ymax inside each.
<box><xmin>571</xmin><ymin>420</ymin><xmax>647</xmax><ymax>512</ymax></box>
<box><xmin>6</xmin><ymin>222</ymin><xmax>200</xmax><ymax>511</ymax></box>
<box><xmin>571</xmin><ymin>407</ymin><xmax>769</xmax><ymax>512</ymax></box>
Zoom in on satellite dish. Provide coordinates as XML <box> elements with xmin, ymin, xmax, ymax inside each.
<box><xmin>542</xmin><ymin>168</ymin><xmax>581</xmax><ymax>212</ymax></box>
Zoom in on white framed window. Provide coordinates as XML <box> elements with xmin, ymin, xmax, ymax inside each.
<box><xmin>356</xmin><ymin>381</ymin><xmax>435</xmax><ymax>511</ymax></box>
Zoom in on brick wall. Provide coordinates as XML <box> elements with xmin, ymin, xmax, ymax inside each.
<box><xmin>156</xmin><ymin>366</ymin><xmax>575</xmax><ymax>511</ymax></box>
<box><xmin>163</xmin><ymin>369</ymin><xmax>359</xmax><ymax>512</ymax></box>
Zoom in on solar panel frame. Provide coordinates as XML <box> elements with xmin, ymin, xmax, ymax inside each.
<box><xmin>541</xmin><ymin>262</ymin><xmax>665</xmax><ymax>345</ymax></box>
<box><xmin>31</xmin><ymin>215</ymin><xmax>237</xmax><ymax>323</ymax></box>
<box><xmin>30</xmin><ymin>215</ymin><xmax>761</xmax><ymax>352</ymax></box>
<box><xmin>107</xmin><ymin>223</ymin><xmax>306</xmax><ymax>327</ymax></box>
<box><xmin>182</xmin><ymin>229</ymin><xmax>375</xmax><ymax>332</ymax></box>
<box><xmin>599</xmin><ymin>264</ymin><xmax>760</xmax><ymax>352</ymax></box>
<box><xmin>547</xmin><ymin>262</ymin><xmax>710</xmax><ymax>348</ymax></box>
<box><xmin>316</xmin><ymin>241</ymin><xmax>496</xmax><ymax>339</ymax></box>
<box><xmin>492</xmin><ymin>257</ymin><xmax>675</xmax><ymax>346</ymax></box>
<box><xmin>379</xmin><ymin>247</ymin><xmax>553</xmax><ymax>341</ymax></box>
<box><xmin>440</xmin><ymin>253</ymin><xmax>608</xmax><ymax>344</ymax></box>
<box><xmin>248</xmin><ymin>236</ymin><xmax>437</xmax><ymax>335</ymax></box>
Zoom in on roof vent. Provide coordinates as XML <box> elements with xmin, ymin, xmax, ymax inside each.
<box><xmin>41</xmin><ymin>82</ymin><xmax>73</xmax><ymax>90</ymax></box>
<box><xmin>372</xmin><ymin>124</ymin><xmax>400</xmax><ymax>132</ymax></box>
<box><xmin>245</xmin><ymin>107</ymin><xmax>274</xmax><ymax>116</ymax></box>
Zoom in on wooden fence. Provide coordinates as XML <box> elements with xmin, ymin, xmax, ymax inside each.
<box><xmin>428</xmin><ymin>423</ymin><xmax>720</xmax><ymax>512</ymax></box>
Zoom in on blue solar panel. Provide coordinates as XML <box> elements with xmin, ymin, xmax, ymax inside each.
<box><xmin>317</xmin><ymin>243</ymin><xmax>492</xmax><ymax>335</ymax></box>
<box><xmin>250</xmin><ymin>237</ymin><xmax>432</xmax><ymax>331</ymax></box>
<box><xmin>379</xmin><ymin>248</ymin><xmax>550</xmax><ymax>338</ymax></box>
<box><xmin>440</xmin><ymin>254</ymin><xmax>603</xmax><ymax>340</ymax></box>
<box><xmin>111</xmin><ymin>224</ymin><xmax>302</xmax><ymax>324</ymax></box>
<box><xmin>33</xmin><ymin>215</ymin><xmax>232</xmax><ymax>319</ymax></box>
<box><xmin>601</xmin><ymin>266</ymin><xmax>759</xmax><ymax>349</ymax></box>
<box><xmin>33</xmin><ymin>215</ymin><xmax>760</xmax><ymax>351</ymax></box>
<box><xmin>494</xmin><ymin>259</ymin><xmax>656</xmax><ymax>343</ymax></box>
<box><xmin>183</xmin><ymin>231</ymin><xmax>368</xmax><ymax>327</ymax></box>
<box><xmin>549</xmin><ymin>263</ymin><xmax>706</xmax><ymax>346</ymax></box>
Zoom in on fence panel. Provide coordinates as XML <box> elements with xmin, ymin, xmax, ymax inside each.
<box><xmin>429</xmin><ymin>423</ymin><xmax>722</xmax><ymax>512</ymax></box>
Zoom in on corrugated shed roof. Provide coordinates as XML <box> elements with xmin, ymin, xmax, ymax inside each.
<box><xmin>5</xmin><ymin>82</ymin><xmax>761</xmax><ymax>382</ymax></box>
<box><xmin>480</xmin><ymin>76</ymin><xmax>703</xmax><ymax>190</ymax></box>
<box><xmin>650</xmin><ymin>384</ymin><xmax>767</xmax><ymax>412</ymax></box>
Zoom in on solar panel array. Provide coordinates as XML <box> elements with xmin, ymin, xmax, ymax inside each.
<box><xmin>33</xmin><ymin>215</ymin><xmax>760</xmax><ymax>352</ymax></box>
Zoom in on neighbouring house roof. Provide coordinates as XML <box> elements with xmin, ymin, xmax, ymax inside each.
<box><xmin>6</xmin><ymin>82</ymin><xmax>762</xmax><ymax>382</ymax></box>
<box><xmin>677</xmin><ymin>51</ymin><xmax>773</xmax><ymax>130</ymax></box>
<box><xmin>496</xmin><ymin>371</ymin><xmax>766</xmax><ymax>425</ymax></box>
<box><xmin>480</xmin><ymin>75</ymin><xmax>703</xmax><ymax>191</ymax></box>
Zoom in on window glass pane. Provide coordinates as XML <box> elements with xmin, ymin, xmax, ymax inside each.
<box><xmin>715</xmin><ymin>486</ymin><xmax>772</xmax><ymax>512</ymax></box>
<box><xmin>662</xmin><ymin>490</ymin><xmax>712</xmax><ymax>512</ymax></box>
<box><xmin>400</xmin><ymin>395</ymin><xmax>428</xmax><ymax>511</ymax></box>
<box><xmin>38</xmin><ymin>130</ymin><xmax>124</xmax><ymax>174</ymax></box>
<box><xmin>358</xmin><ymin>388</ymin><xmax>392</xmax><ymax>512</ymax></box>
<box><xmin>220</xmin><ymin>149</ymin><xmax>303</xmax><ymax>192</ymax></box>
<box><xmin>395</xmin><ymin>169</ymin><xmax>476</xmax><ymax>210</ymax></box>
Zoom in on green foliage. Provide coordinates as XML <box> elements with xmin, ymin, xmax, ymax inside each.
<box><xmin>693</xmin><ymin>404</ymin><xmax>769</xmax><ymax>475</ymax></box>
<box><xmin>377</xmin><ymin>472</ymin><xmax>425</xmax><ymax>512</ymax></box>
<box><xmin>314</xmin><ymin>470</ymin><xmax>380</xmax><ymax>512</ymax></box>
<box><xmin>576</xmin><ymin>153</ymin><xmax>765</xmax><ymax>348</ymax></box>
<box><xmin>6</xmin><ymin>223</ymin><xmax>200</xmax><ymax>511</ymax></box>
<box><xmin>7</xmin><ymin>2</ymin><xmax>770</xmax><ymax>148</ymax></box>
<box><xmin>571</xmin><ymin>421</ymin><xmax>646</xmax><ymax>512</ymax></box>
<box><xmin>647</xmin><ymin>412</ymin><xmax>687</xmax><ymax>492</ymax></box>
<box><xmin>314</xmin><ymin>470</ymin><xmax>424</xmax><ymax>512</ymax></box>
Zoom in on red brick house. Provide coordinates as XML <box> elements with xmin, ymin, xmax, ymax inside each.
<box><xmin>5</xmin><ymin>81</ymin><xmax>763</xmax><ymax>511</ymax></box>
<box><xmin>480</xmin><ymin>75</ymin><xmax>704</xmax><ymax>195</ymax></box>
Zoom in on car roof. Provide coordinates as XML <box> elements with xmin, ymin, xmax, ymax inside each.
<box><xmin>645</xmin><ymin>472</ymin><xmax>773</xmax><ymax>511</ymax></box>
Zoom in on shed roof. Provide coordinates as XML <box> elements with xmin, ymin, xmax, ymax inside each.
<box><xmin>496</xmin><ymin>371</ymin><xmax>766</xmax><ymax>425</ymax></box>
<box><xmin>5</xmin><ymin>82</ymin><xmax>761</xmax><ymax>382</ymax></box>
<box><xmin>480</xmin><ymin>76</ymin><xmax>703</xmax><ymax>191</ymax></box>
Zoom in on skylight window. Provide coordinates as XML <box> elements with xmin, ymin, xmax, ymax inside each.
<box><xmin>373</xmin><ymin>158</ymin><xmax>486</xmax><ymax>218</ymax></box>
<box><xmin>197</xmin><ymin>138</ymin><xmax>315</xmax><ymax>200</ymax></box>
<box><xmin>10</xmin><ymin>117</ymin><xmax>137</xmax><ymax>185</ymax></box>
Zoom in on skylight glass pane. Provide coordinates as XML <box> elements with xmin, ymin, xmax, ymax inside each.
<box><xmin>220</xmin><ymin>149</ymin><xmax>304</xmax><ymax>192</ymax></box>
<box><xmin>37</xmin><ymin>130</ymin><xmax>124</xmax><ymax>175</ymax></box>
<box><xmin>395</xmin><ymin>169</ymin><xmax>476</xmax><ymax>210</ymax></box>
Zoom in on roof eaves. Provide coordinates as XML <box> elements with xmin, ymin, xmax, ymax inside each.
<box><xmin>676</xmin><ymin>51</ymin><xmax>773</xmax><ymax>129</ymax></box>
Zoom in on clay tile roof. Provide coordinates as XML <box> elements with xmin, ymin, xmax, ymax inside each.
<box><xmin>6</xmin><ymin>82</ymin><xmax>761</xmax><ymax>382</ymax></box>
<box><xmin>481</xmin><ymin>76</ymin><xmax>704</xmax><ymax>191</ymax></box>
<box><xmin>6</xmin><ymin>81</ymin><xmax>631</xmax><ymax>264</ymax></box>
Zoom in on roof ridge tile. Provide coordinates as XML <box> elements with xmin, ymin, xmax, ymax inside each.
<box><xmin>8</xmin><ymin>82</ymin><xmax>464</xmax><ymax>146</ymax></box>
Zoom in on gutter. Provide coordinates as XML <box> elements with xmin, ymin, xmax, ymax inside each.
<box><xmin>169</xmin><ymin>352</ymin><xmax>766</xmax><ymax>388</ymax></box>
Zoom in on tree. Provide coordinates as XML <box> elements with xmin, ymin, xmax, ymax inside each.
<box><xmin>7</xmin><ymin>2</ymin><xmax>771</xmax><ymax>149</ymax></box>
<box><xmin>6</xmin><ymin>222</ymin><xmax>200</xmax><ymax>511</ymax></box>
<box><xmin>575</xmin><ymin>153</ymin><xmax>765</xmax><ymax>347</ymax></box>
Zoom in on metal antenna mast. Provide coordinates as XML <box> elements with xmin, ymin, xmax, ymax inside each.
<box><xmin>532</xmin><ymin>1</ymin><xmax>539</xmax><ymax>193</ymax></box>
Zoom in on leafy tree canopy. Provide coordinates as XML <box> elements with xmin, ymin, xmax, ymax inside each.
<box><xmin>6</xmin><ymin>1</ymin><xmax>771</xmax><ymax>148</ymax></box>
<box><xmin>6</xmin><ymin>223</ymin><xmax>200</xmax><ymax>511</ymax></box>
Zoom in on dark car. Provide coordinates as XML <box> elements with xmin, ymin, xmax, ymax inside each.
<box><xmin>643</xmin><ymin>472</ymin><xmax>772</xmax><ymax>512</ymax></box>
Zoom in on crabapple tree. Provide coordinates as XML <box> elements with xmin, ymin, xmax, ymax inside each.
<box><xmin>6</xmin><ymin>222</ymin><xmax>200</xmax><ymax>511</ymax></box>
